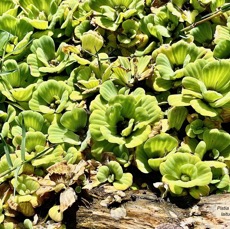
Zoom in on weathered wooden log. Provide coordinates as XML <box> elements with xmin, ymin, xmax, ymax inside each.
<box><xmin>75</xmin><ymin>188</ymin><xmax>230</xmax><ymax>229</ymax></box>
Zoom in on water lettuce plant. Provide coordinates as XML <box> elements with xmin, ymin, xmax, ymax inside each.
<box><xmin>210</xmin><ymin>166</ymin><xmax>230</xmax><ymax>192</ymax></box>
<box><xmin>0</xmin><ymin>60</ymin><xmax>39</xmax><ymax>110</ymax></box>
<box><xmin>136</xmin><ymin>133</ymin><xmax>178</xmax><ymax>173</ymax></box>
<box><xmin>110</xmin><ymin>55</ymin><xmax>153</xmax><ymax>86</ymax></box>
<box><xmin>27</xmin><ymin>35</ymin><xmax>75</xmax><ymax>77</ymax></box>
<box><xmin>194</xmin><ymin>128</ymin><xmax>230</xmax><ymax>163</ymax></box>
<box><xmin>0</xmin><ymin>14</ymin><xmax>33</xmax><ymax>59</ymax></box>
<box><xmin>89</xmin><ymin>81</ymin><xmax>162</xmax><ymax>158</ymax></box>
<box><xmin>29</xmin><ymin>79</ymin><xmax>72</xmax><ymax>114</ymax></box>
<box><xmin>168</xmin><ymin>59</ymin><xmax>230</xmax><ymax>119</ymax></box>
<box><xmin>67</xmin><ymin>53</ymin><xmax>111</xmax><ymax>96</ymax></box>
<box><xmin>152</xmin><ymin>40</ymin><xmax>213</xmax><ymax>91</ymax></box>
<box><xmin>48</xmin><ymin>107</ymin><xmax>88</xmax><ymax>145</ymax></box>
<box><xmin>97</xmin><ymin>161</ymin><xmax>133</xmax><ymax>190</ymax></box>
<box><xmin>140</xmin><ymin>4</ymin><xmax>180</xmax><ymax>44</ymax></box>
<box><xmin>89</xmin><ymin>0</ymin><xmax>144</xmax><ymax>31</ymax></box>
<box><xmin>160</xmin><ymin>152</ymin><xmax>212</xmax><ymax>199</ymax></box>
<box><xmin>17</xmin><ymin>0</ymin><xmax>59</xmax><ymax>30</ymax></box>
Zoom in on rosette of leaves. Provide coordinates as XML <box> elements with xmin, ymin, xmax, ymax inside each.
<box><xmin>10</xmin><ymin>111</ymin><xmax>48</xmax><ymax>151</ymax></box>
<box><xmin>29</xmin><ymin>79</ymin><xmax>72</xmax><ymax>114</ymax></box>
<box><xmin>166</xmin><ymin>1</ymin><xmax>199</xmax><ymax>24</ymax></box>
<box><xmin>152</xmin><ymin>40</ymin><xmax>213</xmax><ymax>91</ymax></box>
<box><xmin>17</xmin><ymin>0</ymin><xmax>59</xmax><ymax>30</ymax></box>
<box><xmin>112</xmin><ymin>144</ymin><xmax>132</xmax><ymax>167</ymax></box>
<box><xmin>7</xmin><ymin>193</ymin><xmax>40</xmax><ymax>217</ymax></box>
<box><xmin>185</xmin><ymin>118</ymin><xmax>206</xmax><ymax>139</ymax></box>
<box><xmin>11</xmin><ymin>175</ymin><xmax>40</xmax><ymax>196</ymax></box>
<box><xmin>194</xmin><ymin>129</ymin><xmax>230</xmax><ymax>164</ymax></box>
<box><xmin>140</xmin><ymin>4</ymin><xmax>179</xmax><ymax>45</ymax></box>
<box><xmin>97</xmin><ymin>161</ymin><xmax>133</xmax><ymax>190</ymax></box>
<box><xmin>62</xmin><ymin>30</ymin><xmax>105</xmax><ymax>67</ymax></box>
<box><xmin>63</xmin><ymin>146</ymin><xmax>83</xmax><ymax>164</ymax></box>
<box><xmin>110</xmin><ymin>55</ymin><xmax>153</xmax><ymax>87</ymax></box>
<box><xmin>209</xmin><ymin>163</ymin><xmax>230</xmax><ymax>193</ymax></box>
<box><xmin>0</xmin><ymin>60</ymin><xmax>39</xmax><ymax>109</ymax></box>
<box><xmin>160</xmin><ymin>152</ymin><xmax>212</xmax><ymax>199</ymax></box>
<box><xmin>27</xmin><ymin>35</ymin><xmax>75</xmax><ymax>77</ymax></box>
<box><xmin>89</xmin><ymin>81</ymin><xmax>162</xmax><ymax>155</ymax></box>
<box><xmin>115</xmin><ymin>19</ymin><xmax>149</xmax><ymax>54</ymax></box>
<box><xmin>184</xmin><ymin>114</ymin><xmax>221</xmax><ymax>139</ymax></box>
<box><xmin>168</xmin><ymin>59</ymin><xmax>230</xmax><ymax>118</ymax></box>
<box><xmin>136</xmin><ymin>133</ymin><xmax>178</xmax><ymax>173</ymax></box>
<box><xmin>0</xmin><ymin>15</ymin><xmax>33</xmax><ymax>59</ymax></box>
<box><xmin>88</xmin><ymin>0</ymin><xmax>144</xmax><ymax>31</ymax></box>
<box><xmin>117</xmin><ymin>19</ymin><xmax>140</xmax><ymax>46</ymax></box>
<box><xmin>18</xmin><ymin>0</ymin><xmax>81</xmax><ymax>37</ymax></box>
<box><xmin>49</xmin><ymin>0</ymin><xmax>89</xmax><ymax>37</ymax></box>
<box><xmin>48</xmin><ymin>107</ymin><xmax>88</xmax><ymax>145</ymax></box>
<box><xmin>68</xmin><ymin>53</ymin><xmax>111</xmax><ymax>97</ymax></box>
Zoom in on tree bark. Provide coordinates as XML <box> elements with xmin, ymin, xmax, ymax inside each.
<box><xmin>76</xmin><ymin>188</ymin><xmax>230</xmax><ymax>229</ymax></box>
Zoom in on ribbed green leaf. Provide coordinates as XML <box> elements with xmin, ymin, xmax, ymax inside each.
<box><xmin>107</xmin><ymin>161</ymin><xmax>123</xmax><ymax>180</ymax></box>
<box><xmin>113</xmin><ymin>173</ymin><xmax>133</xmax><ymax>190</ymax></box>
<box><xmin>190</xmin><ymin>99</ymin><xmax>219</xmax><ymax>117</ymax></box>
<box><xmin>97</xmin><ymin>165</ymin><xmax>110</xmax><ymax>183</ymax></box>
<box><xmin>60</xmin><ymin>108</ymin><xmax>87</xmax><ymax>132</ymax></box>
<box><xmin>100</xmin><ymin>81</ymin><xmax>118</xmax><ymax>102</ymax></box>
<box><xmin>81</xmin><ymin>30</ymin><xmax>104</xmax><ymax>54</ymax></box>
<box><xmin>144</xmin><ymin>133</ymin><xmax>178</xmax><ymax>158</ymax></box>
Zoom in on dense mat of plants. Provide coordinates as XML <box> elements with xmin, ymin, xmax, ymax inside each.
<box><xmin>0</xmin><ymin>0</ymin><xmax>230</xmax><ymax>227</ymax></box>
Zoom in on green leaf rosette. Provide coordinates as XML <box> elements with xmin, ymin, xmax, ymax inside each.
<box><xmin>0</xmin><ymin>60</ymin><xmax>39</xmax><ymax>109</ymax></box>
<box><xmin>88</xmin><ymin>0</ymin><xmax>144</xmax><ymax>31</ymax></box>
<box><xmin>110</xmin><ymin>55</ymin><xmax>153</xmax><ymax>86</ymax></box>
<box><xmin>48</xmin><ymin>107</ymin><xmax>88</xmax><ymax>145</ymax></box>
<box><xmin>89</xmin><ymin>81</ymin><xmax>162</xmax><ymax>157</ymax></box>
<box><xmin>209</xmin><ymin>164</ymin><xmax>230</xmax><ymax>192</ymax></box>
<box><xmin>140</xmin><ymin>5</ymin><xmax>180</xmax><ymax>44</ymax></box>
<box><xmin>0</xmin><ymin>14</ymin><xmax>33</xmax><ymax>59</ymax></box>
<box><xmin>195</xmin><ymin>129</ymin><xmax>230</xmax><ymax>163</ymax></box>
<box><xmin>136</xmin><ymin>133</ymin><xmax>178</xmax><ymax>173</ymax></box>
<box><xmin>29</xmin><ymin>79</ymin><xmax>72</xmax><ymax>114</ymax></box>
<box><xmin>11</xmin><ymin>175</ymin><xmax>40</xmax><ymax>195</ymax></box>
<box><xmin>97</xmin><ymin>161</ymin><xmax>133</xmax><ymax>190</ymax></box>
<box><xmin>160</xmin><ymin>152</ymin><xmax>212</xmax><ymax>199</ymax></box>
<box><xmin>152</xmin><ymin>40</ymin><xmax>213</xmax><ymax>91</ymax></box>
<box><xmin>27</xmin><ymin>35</ymin><xmax>75</xmax><ymax>77</ymax></box>
<box><xmin>17</xmin><ymin>0</ymin><xmax>58</xmax><ymax>30</ymax></box>
<box><xmin>168</xmin><ymin>59</ymin><xmax>230</xmax><ymax>119</ymax></box>
<box><xmin>68</xmin><ymin>53</ymin><xmax>111</xmax><ymax>96</ymax></box>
